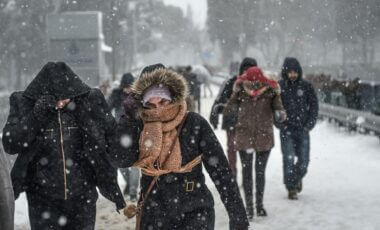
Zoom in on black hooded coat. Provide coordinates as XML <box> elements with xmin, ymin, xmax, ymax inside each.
<box><xmin>276</xmin><ymin>57</ymin><xmax>319</xmax><ymax>131</ymax></box>
<box><xmin>2</xmin><ymin>62</ymin><xmax>125</xmax><ymax>210</ymax></box>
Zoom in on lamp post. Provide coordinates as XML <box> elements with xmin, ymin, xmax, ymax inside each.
<box><xmin>129</xmin><ymin>1</ymin><xmax>137</xmax><ymax>69</ymax></box>
<box><xmin>111</xmin><ymin>0</ymin><xmax>117</xmax><ymax>81</ymax></box>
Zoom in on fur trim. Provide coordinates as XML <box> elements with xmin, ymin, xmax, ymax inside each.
<box><xmin>131</xmin><ymin>68</ymin><xmax>188</xmax><ymax>103</ymax></box>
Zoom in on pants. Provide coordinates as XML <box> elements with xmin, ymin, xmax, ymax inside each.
<box><xmin>141</xmin><ymin>207</ymin><xmax>215</xmax><ymax>230</ymax></box>
<box><xmin>203</xmin><ymin>83</ymin><xmax>213</xmax><ymax>98</ymax></box>
<box><xmin>280</xmin><ymin>129</ymin><xmax>310</xmax><ymax>191</ymax></box>
<box><xmin>239</xmin><ymin>150</ymin><xmax>270</xmax><ymax>208</ymax></box>
<box><xmin>27</xmin><ymin>192</ymin><xmax>97</xmax><ymax>230</ymax></box>
<box><xmin>120</xmin><ymin>167</ymin><xmax>140</xmax><ymax>197</ymax></box>
<box><xmin>226</xmin><ymin>129</ymin><xmax>237</xmax><ymax>175</ymax></box>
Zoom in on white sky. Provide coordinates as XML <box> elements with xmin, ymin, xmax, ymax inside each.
<box><xmin>162</xmin><ymin>0</ymin><xmax>207</xmax><ymax>29</ymax></box>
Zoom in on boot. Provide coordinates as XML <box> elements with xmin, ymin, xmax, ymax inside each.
<box><xmin>245</xmin><ymin>195</ymin><xmax>254</xmax><ymax>221</ymax></box>
<box><xmin>288</xmin><ymin>190</ymin><xmax>298</xmax><ymax>200</ymax></box>
<box><xmin>296</xmin><ymin>180</ymin><xmax>303</xmax><ymax>193</ymax></box>
<box><xmin>256</xmin><ymin>206</ymin><xmax>267</xmax><ymax>217</ymax></box>
<box><xmin>246</xmin><ymin>203</ymin><xmax>254</xmax><ymax>221</ymax></box>
<box><xmin>256</xmin><ymin>192</ymin><xmax>267</xmax><ymax>217</ymax></box>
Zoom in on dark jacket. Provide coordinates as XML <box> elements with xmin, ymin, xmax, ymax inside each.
<box><xmin>209</xmin><ymin>57</ymin><xmax>258</xmax><ymax>130</ymax></box>
<box><xmin>108</xmin><ymin>67</ymin><xmax>249</xmax><ymax>229</ymax></box>
<box><xmin>2</xmin><ymin>62</ymin><xmax>125</xmax><ymax>210</ymax></box>
<box><xmin>209</xmin><ymin>76</ymin><xmax>237</xmax><ymax>130</ymax></box>
<box><xmin>107</xmin><ymin>73</ymin><xmax>134</xmax><ymax>122</ymax></box>
<box><xmin>276</xmin><ymin>57</ymin><xmax>319</xmax><ymax>131</ymax></box>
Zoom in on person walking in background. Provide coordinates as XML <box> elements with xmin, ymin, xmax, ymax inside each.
<box><xmin>183</xmin><ymin>65</ymin><xmax>202</xmax><ymax>113</ymax></box>
<box><xmin>2</xmin><ymin>62</ymin><xmax>125</xmax><ymax>230</ymax></box>
<box><xmin>226</xmin><ymin>66</ymin><xmax>286</xmax><ymax>219</ymax></box>
<box><xmin>109</xmin><ymin>65</ymin><xmax>249</xmax><ymax>230</ymax></box>
<box><xmin>192</xmin><ymin>64</ymin><xmax>214</xmax><ymax>98</ymax></box>
<box><xmin>0</xmin><ymin>143</ymin><xmax>14</xmax><ymax>230</ymax></box>
<box><xmin>209</xmin><ymin>57</ymin><xmax>258</xmax><ymax>176</ymax></box>
<box><xmin>276</xmin><ymin>57</ymin><xmax>319</xmax><ymax>200</ymax></box>
<box><xmin>107</xmin><ymin>73</ymin><xmax>140</xmax><ymax>201</ymax></box>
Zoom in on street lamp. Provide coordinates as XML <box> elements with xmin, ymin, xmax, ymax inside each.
<box><xmin>129</xmin><ymin>1</ymin><xmax>137</xmax><ymax>69</ymax></box>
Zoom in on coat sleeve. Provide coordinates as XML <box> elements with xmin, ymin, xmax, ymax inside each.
<box><xmin>86</xmin><ymin>89</ymin><xmax>140</xmax><ymax>168</ymax></box>
<box><xmin>305</xmin><ymin>83</ymin><xmax>319</xmax><ymax>131</ymax></box>
<box><xmin>209</xmin><ymin>78</ymin><xmax>235</xmax><ymax>128</ymax></box>
<box><xmin>272</xmin><ymin>93</ymin><xmax>285</xmax><ymax>112</ymax></box>
<box><xmin>2</xmin><ymin>92</ymin><xmax>42</xmax><ymax>155</ymax></box>
<box><xmin>197</xmin><ymin>114</ymin><xmax>249</xmax><ymax>229</ymax></box>
<box><xmin>107</xmin><ymin>115</ymin><xmax>140</xmax><ymax>168</ymax></box>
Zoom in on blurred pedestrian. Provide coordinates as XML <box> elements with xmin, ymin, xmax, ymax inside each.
<box><xmin>107</xmin><ymin>73</ymin><xmax>140</xmax><ymax>201</ymax></box>
<box><xmin>0</xmin><ymin>143</ymin><xmax>14</xmax><ymax>230</ymax></box>
<box><xmin>192</xmin><ymin>64</ymin><xmax>213</xmax><ymax>98</ymax></box>
<box><xmin>183</xmin><ymin>65</ymin><xmax>202</xmax><ymax>113</ymax></box>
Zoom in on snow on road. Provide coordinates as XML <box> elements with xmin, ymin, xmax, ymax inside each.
<box><xmin>13</xmin><ymin>92</ymin><xmax>380</xmax><ymax>230</ymax></box>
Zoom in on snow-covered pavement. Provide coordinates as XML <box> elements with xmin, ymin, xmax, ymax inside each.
<box><xmin>13</xmin><ymin>93</ymin><xmax>380</xmax><ymax>230</ymax></box>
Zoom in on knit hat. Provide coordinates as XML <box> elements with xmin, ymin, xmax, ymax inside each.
<box><xmin>120</xmin><ymin>73</ymin><xmax>134</xmax><ymax>88</ymax></box>
<box><xmin>239</xmin><ymin>57</ymin><xmax>258</xmax><ymax>75</ymax></box>
<box><xmin>142</xmin><ymin>85</ymin><xmax>172</xmax><ymax>106</ymax></box>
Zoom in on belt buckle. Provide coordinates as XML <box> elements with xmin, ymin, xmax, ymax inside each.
<box><xmin>186</xmin><ymin>181</ymin><xmax>194</xmax><ymax>192</ymax></box>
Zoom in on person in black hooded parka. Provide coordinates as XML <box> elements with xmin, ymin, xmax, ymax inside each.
<box><xmin>2</xmin><ymin>62</ymin><xmax>125</xmax><ymax>230</ymax></box>
<box><xmin>275</xmin><ymin>57</ymin><xmax>318</xmax><ymax>200</ymax></box>
<box><xmin>109</xmin><ymin>65</ymin><xmax>249</xmax><ymax>230</ymax></box>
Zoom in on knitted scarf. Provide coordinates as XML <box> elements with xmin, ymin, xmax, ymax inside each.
<box><xmin>236</xmin><ymin>67</ymin><xmax>280</xmax><ymax>100</ymax></box>
<box><xmin>134</xmin><ymin>101</ymin><xmax>202</xmax><ymax>176</ymax></box>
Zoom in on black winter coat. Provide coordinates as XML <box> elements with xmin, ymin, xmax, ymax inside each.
<box><xmin>209</xmin><ymin>76</ymin><xmax>237</xmax><ymax>130</ymax></box>
<box><xmin>277</xmin><ymin>77</ymin><xmax>319</xmax><ymax>131</ymax></box>
<box><xmin>107</xmin><ymin>88</ymin><xmax>127</xmax><ymax>122</ymax></box>
<box><xmin>109</xmin><ymin>112</ymin><xmax>249</xmax><ymax>229</ymax></box>
<box><xmin>2</xmin><ymin>62</ymin><xmax>125</xmax><ymax>210</ymax></box>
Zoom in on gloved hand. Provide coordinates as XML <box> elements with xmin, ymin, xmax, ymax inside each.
<box><xmin>232</xmin><ymin>81</ymin><xmax>242</xmax><ymax>93</ymax></box>
<box><xmin>123</xmin><ymin>94</ymin><xmax>140</xmax><ymax>119</ymax></box>
<box><xmin>213</xmin><ymin>103</ymin><xmax>225</xmax><ymax>114</ymax></box>
<box><xmin>274</xmin><ymin>110</ymin><xmax>287</xmax><ymax>123</ymax></box>
<box><xmin>33</xmin><ymin>95</ymin><xmax>56</xmax><ymax>122</ymax></box>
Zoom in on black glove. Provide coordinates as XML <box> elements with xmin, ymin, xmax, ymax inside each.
<box><xmin>123</xmin><ymin>94</ymin><xmax>140</xmax><ymax>119</ymax></box>
<box><xmin>209</xmin><ymin>112</ymin><xmax>218</xmax><ymax>129</ymax></box>
<box><xmin>213</xmin><ymin>103</ymin><xmax>225</xmax><ymax>114</ymax></box>
<box><xmin>33</xmin><ymin>95</ymin><xmax>56</xmax><ymax>122</ymax></box>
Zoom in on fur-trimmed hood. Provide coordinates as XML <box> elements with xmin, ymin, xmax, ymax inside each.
<box><xmin>131</xmin><ymin>68</ymin><xmax>188</xmax><ymax>103</ymax></box>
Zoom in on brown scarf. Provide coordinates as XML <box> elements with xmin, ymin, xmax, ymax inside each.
<box><xmin>134</xmin><ymin>101</ymin><xmax>202</xmax><ymax>176</ymax></box>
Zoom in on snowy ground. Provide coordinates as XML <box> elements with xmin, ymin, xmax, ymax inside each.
<box><xmin>13</xmin><ymin>87</ymin><xmax>380</xmax><ymax>230</ymax></box>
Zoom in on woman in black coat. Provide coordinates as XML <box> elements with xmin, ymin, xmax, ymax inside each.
<box><xmin>109</xmin><ymin>66</ymin><xmax>249</xmax><ymax>230</ymax></box>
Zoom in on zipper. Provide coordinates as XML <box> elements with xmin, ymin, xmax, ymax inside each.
<box><xmin>58</xmin><ymin>110</ymin><xmax>68</xmax><ymax>200</ymax></box>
